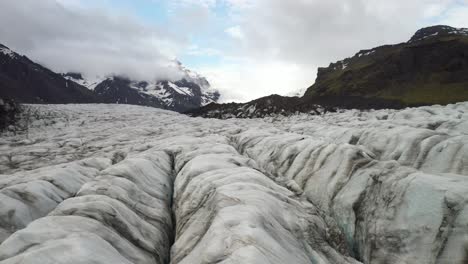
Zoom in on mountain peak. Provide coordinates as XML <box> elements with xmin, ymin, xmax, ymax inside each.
<box><xmin>61</xmin><ymin>71</ymin><xmax>220</xmax><ymax>112</ymax></box>
<box><xmin>409</xmin><ymin>25</ymin><xmax>468</xmax><ymax>43</ymax></box>
<box><xmin>0</xmin><ymin>44</ymin><xmax>17</xmax><ymax>59</ymax></box>
<box><xmin>300</xmin><ymin>24</ymin><xmax>468</xmax><ymax>109</ymax></box>
<box><xmin>63</xmin><ymin>72</ymin><xmax>84</xmax><ymax>80</ymax></box>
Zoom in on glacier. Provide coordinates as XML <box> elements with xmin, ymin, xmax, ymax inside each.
<box><xmin>0</xmin><ymin>102</ymin><xmax>467</xmax><ymax>263</ymax></box>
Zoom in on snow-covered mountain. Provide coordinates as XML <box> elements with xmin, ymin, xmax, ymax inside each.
<box><xmin>61</xmin><ymin>72</ymin><xmax>103</xmax><ymax>90</ymax></box>
<box><xmin>0</xmin><ymin>43</ymin><xmax>219</xmax><ymax>112</ymax></box>
<box><xmin>0</xmin><ymin>45</ymin><xmax>16</xmax><ymax>59</ymax></box>
<box><xmin>63</xmin><ymin>66</ymin><xmax>220</xmax><ymax>112</ymax></box>
<box><xmin>1</xmin><ymin>102</ymin><xmax>467</xmax><ymax>263</ymax></box>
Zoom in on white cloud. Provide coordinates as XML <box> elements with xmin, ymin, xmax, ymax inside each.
<box><xmin>228</xmin><ymin>0</ymin><xmax>444</xmax><ymax>65</ymax></box>
<box><xmin>225</xmin><ymin>26</ymin><xmax>244</xmax><ymax>39</ymax></box>
<box><xmin>0</xmin><ymin>0</ymin><xmax>186</xmax><ymax>81</ymax></box>
<box><xmin>172</xmin><ymin>0</ymin><xmax>217</xmax><ymax>8</ymax></box>
<box><xmin>197</xmin><ymin>59</ymin><xmax>316</xmax><ymax>102</ymax></box>
<box><xmin>439</xmin><ymin>4</ymin><xmax>468</xmax><ymax>27</ymax></box>
<box><xmin>198</xmin><ymin>0</ymin><xmax>468</xmax><ymax>101</ymax></box>
<box><xmin>187</xmin><ymin>45</ymin><xmax>222</xmax><ymax>56</ymax></box>
<box><xmin>225</xmin><ymin>0</ymin><xmax>254</xmax><ymax>9</ymax></box>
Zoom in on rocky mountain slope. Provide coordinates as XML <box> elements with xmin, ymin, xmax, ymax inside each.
<box><xmin>191</xmin><ymin>25</ymin><xmax>468</xmax><ymax>118</ymax></box>
<box><xmin>0</xmin><ymin>44</ymin><xmax>220</xmax><ymax>112</ymax></box>
<box><xmin>188</xmin><ymin>94</ymin><xmax>306</xmax><ymax>118</ymax></box>
<box><xmin>63</xmin><ymin>70</ymin><xmax>220</xmax><ymax>112</ymax></box>
<box><xmin>0</xmin><ymin>102</ymin><xmax>467</xmax><ymax>263</ymax></box>
<box><xmin>304</xmin><ymin>25</ymin><xmax>468</xmax><ymax>107</ymax></box>
<box><xmin>0</xmin><ymin>44</ymin><xmax>97</xmax><ymax>104</ymax></box>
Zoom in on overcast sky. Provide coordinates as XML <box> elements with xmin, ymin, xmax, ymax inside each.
<box><xmin>1</xmin><ymin>0</ymin><xmax>467</xmax><ymax>102</ymax></box>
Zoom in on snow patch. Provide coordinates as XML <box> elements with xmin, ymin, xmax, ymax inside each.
<box><xmin>0</xmin><ymin>47</ymin><xmax>16</xmax><ymax>59</ymax></box>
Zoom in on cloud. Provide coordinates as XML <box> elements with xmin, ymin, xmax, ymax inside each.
<box><xmin>439</xmin><ymin>2</ymin><xmax>468</xmax><ymax>27</ymax></box>
<box><xmin>187</xmin><ymin>45</ymin><xmax>222</xmax><ymax>56</ymax></box>
<box><xmin>197</xmin><ymin>0</ymin><xmax>468</xmax><ymax>101</ymax></box>
<box><xmin>225</xmin><ymin>26</ymin><xmax>244</xmax><ymax>39</ymax></box>
<box><xmin>171</xmin><ymin>0</ymin><xmax>217</xmax><ymax>8</ymax></box>
<box><xmin>197</xmin><ymin>58</ymin><xmax>316</xmax><ymax>102</ymax></box>
<box><xmin>1</xmin><ymin>0</ymin><xmax>467</xmax><ymax>102</ymax></box>
<box><xmin>225</xmin><ymin>0</ymin><xmax>465</xmax><ymax>65</ymax></box>
<box><xmin>0</xmin><ymin>0</ymin><xmax>186</xmax><ymax>81</ymax></box>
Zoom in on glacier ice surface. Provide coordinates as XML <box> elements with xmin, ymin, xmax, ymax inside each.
<box><xmin>1</xmin><ymin>102</ymin><xmax>468</xmax><ymax>263</ymax></box>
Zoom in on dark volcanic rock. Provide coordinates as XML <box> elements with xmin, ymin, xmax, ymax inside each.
<box><xmin>187</xmin><ymin>94</ymin><xmax>322</xmax><ymax>119</ymax></box>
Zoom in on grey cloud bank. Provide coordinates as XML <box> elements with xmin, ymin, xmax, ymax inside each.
<box><xmin>0</xmin><ymin>0</ymin><xmax>185</xmax><ymax>81</ymax></box>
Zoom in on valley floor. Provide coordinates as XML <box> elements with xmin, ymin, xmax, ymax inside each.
<box><xmin>0</xmin><ymin>103</ymin><xmax>468</xmax><ymax>263</ymax></box>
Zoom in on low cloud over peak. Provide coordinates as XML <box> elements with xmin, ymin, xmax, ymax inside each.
<box><xmin>0</xmin><ymin>0</ymin><xmax>186</xmax><ymax>81</ymax></box>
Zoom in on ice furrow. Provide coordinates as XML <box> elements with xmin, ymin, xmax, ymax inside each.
<box><xmin>0</xmin><ymin>158</ymin><xmax>109</xmax><ymax>243</ymax></box>
<box><xmin>168</xmin><ymin>136</ymin><xmax>360</xmax><ymax>264</ymax></box>
<box><xmin>0</xmin><ymin>151</ymin><xmax>174</xmax><ymax>264</ymax></box>
<box><xmin>232</xmin><ymin>130</ymin><xmax>468</xmax><ymax>263</ymax></box>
